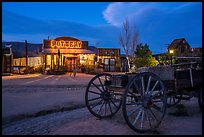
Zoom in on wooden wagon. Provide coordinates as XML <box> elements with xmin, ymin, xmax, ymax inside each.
<box><xmin>85</xmin><ymin>62</ymin><xmax>202</xmax><ymax>133</ymax></box>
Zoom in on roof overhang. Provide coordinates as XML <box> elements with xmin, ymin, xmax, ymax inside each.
<box><xmin>44</xmin><ymin>49</ymin><xmax>95</xmax><ymax>54</ymax></box>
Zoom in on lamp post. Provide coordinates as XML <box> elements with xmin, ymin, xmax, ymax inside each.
<box><xmin>169</xmin><ymin>49</ymin><xmax>174</xmax><ymax>65</ymax></box>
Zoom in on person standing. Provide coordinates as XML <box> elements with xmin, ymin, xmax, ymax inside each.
<box><xmin>73</xmin><ymin>67</ymin><xmax>77</xmax><ymax>77</ymax></box>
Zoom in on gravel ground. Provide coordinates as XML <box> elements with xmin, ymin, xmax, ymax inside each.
<box><xmin>2</xmin><ymin>97</ymin><xmax>202</xmax><ymax>135</ymax></box>
<box><xmin>2</xmin><ymin>73</ymin><xmax>202</xmax><ymax>135</ymax></box>
<box><xmin>2</xmin><ymin>86</ymin><xmax>87</xmax><ymax>125</ymax></box>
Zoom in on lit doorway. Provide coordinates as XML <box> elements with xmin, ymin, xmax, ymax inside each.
<box><xmin>65</xmin><ymin>57</ymin><xmax>77</xmax><ymax>72</ymax></box>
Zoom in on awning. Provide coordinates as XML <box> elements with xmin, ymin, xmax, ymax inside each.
<box><xmin>44</xmin><ymin>49</ymin><xmax>95</xmax><ymax>54</ymax></box>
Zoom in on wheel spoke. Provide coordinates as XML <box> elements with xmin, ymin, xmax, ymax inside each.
<box><xmin>88</xmin><ymin>96</ymin><xmax>102</xmax><ymax>102</ymax></box>
<box><xmin>98</xmin><ymin>77</ymin><xmax>105</xmax><ymax>91</ymax></box>
<box><xmin>110</xmin><ymin>98</ymin><xmax>119</xmax><ymax>109</ymax></box>
<box><xmin>132</xmin><ymin>109</ymin><xmax>142</xmax><ymax>126</ymax></box>
<box><xmin>133</xmin><ymin>81</ymin><xmax>142</xmax><ymax>94</ymax></box>
<box><xmin>88</xmin><ymin>90</ymin><xmax>101</xmax><ymax>95</ymax></box>
<box><xmin>145</xmin><ymin>108</ymin><xmax>152</xmax><ymax>128</ymax></box>
<box><xmin>90</xmin><ymin>99</ymin><xmax>103</xmax><ymax>109</ymax></box>
<box><xmin>140</xmin><ymin>110</ymin><xmax>145</xmax><ymax>129</ymax></box>
<box><xmin>127</xmin><ymin>105</ymin><xmax>142</xmax><ymax>116</ymax></box>
<box><xmin>149</xmin><ymin>80</ymin><xmax>159</xmax><ymax>96</ymax></box>
<box><xmin>104</xmin><ymin>100</ymin><xmax>107</xmax><ymax>116</ymax></box>
<box><xmin>146</xmin><ymin>76</ymin><xmax>152</xmax><ymax>94</ymax></box>
<box><xmin>92</xmin><ymin>82</ymin><xmax>104</xmax><ymax>93</ymax></box>
<box><xmin>152</xmin><ymin>104</ymin><xmax>162</xmax><ymax>112</ymax></box>
<box><xmin>97</xmin><ymin>100</ymin><xmax>105</xmax><ymax>114</ymax></box>
<box><xmin>107</xmin><ymin>100</ymin><xmax>113</xmax><ymax>114</ymax></box>
<box><xmin>148</xmin><ymin>108</ymin><xmax>158</xmax><ymax>122</ymax></box>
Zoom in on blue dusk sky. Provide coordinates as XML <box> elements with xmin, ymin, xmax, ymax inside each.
<box><xmin>2</xmin><ymin>2</ymin><xmax>202</xmax><ymax>54</ymax></box>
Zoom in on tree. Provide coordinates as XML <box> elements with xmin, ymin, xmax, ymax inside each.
<box><xmin>119</xmin><ymin>18</ymin><xmax>139</xmax><ymax>72</ymax></box>
<box><xmin>135</xmin><ymin>43</ymin><xmax>152</xmax><ymax>58</ymax></box>
<box><xmin>133</xmin><ymin>43</ymin><xmax>159</xmax><ymax>68</ymax></box>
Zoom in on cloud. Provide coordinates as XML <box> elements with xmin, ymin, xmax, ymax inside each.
<box><xmin>2</xmin><ymin>2</ymin><xmax>202</xmax><ymax>54</ymax></box>
<box><xmin>2</xmin><ymin>10</ymin><xmax>120</xmax><ymax>47</ymax></box>
<box><xmin>103</xmin><ymin>2</ymin><xmax>200</xmax><ymax>27</ymax></box>
<box><xmin>102</xmin><ymin>2</ymin><xmax>202</xmax><ymax>53</ymax></box>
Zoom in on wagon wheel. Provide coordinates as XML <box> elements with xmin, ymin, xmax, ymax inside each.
<box><xmin>85</xmin><ymin>73</ymin><xmax>122</xmax><ymax>118</ymax></box>
<box><xmin>198</xmin><ymin>88</ymin><xmax>202</xmax><ymax>111</ymax></box>
<box><xmin>122</xmin><ymin>72</ymin><xmax>167</xmax><ymax>133</ymax></box>
<box><xmin>166</xmin><ymin>90</ymin><xmax>182</xmax><ymax>107</ymax></box>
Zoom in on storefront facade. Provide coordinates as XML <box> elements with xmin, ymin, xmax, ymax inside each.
<box><xmin>43</xmin><ymin>36</ymin><xmax>95</xmax><ymax>72</ymax></box>
<box><xmin>97</xmin><ymin>48</ymin><xmax>121</xmax><ymax>72</ymax></box>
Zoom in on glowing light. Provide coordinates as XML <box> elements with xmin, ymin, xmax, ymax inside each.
<box><xmin>50</xmin><ymin>40</ymin><xmax>82</xmax><ymax>49</ymax></box>
<box><xmin>169</xmin><ymin>50</ymin><xmax>174</xmax><ymax>54</ymax></box>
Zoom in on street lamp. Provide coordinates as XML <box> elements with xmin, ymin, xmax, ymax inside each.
<box><xmin>169</xmin><ymin>50</ymin><xmax>174</xmax><ymax>64</ymax></box>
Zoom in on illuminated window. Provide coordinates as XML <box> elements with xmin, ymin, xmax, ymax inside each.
<box><xmin>46</xmin><ymin>55</ymin><xmax>51</xmax><ymax>65</ymax></box>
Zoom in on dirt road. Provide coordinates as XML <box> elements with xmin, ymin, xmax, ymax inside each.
<box><xmin>2</xmin><ymin>97</ymin><xmax>202</xmax><ymax>135</ymax></box>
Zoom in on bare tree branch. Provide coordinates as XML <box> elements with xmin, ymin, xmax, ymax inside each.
<box><xmin>131</xmin><ymin>28</ymin><xmax>139</xmax><ymax>58</ymax></box>
<box><xmin>119</xmin><ymin>18</ymin><xmax>140</xmax><ymax>72</ymax></box>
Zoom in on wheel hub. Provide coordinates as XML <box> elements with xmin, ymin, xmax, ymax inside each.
<box><xmin>142</xmin><ymin>97</ymin><xmax>154</xmax><ymax>108</ymax></box>
<box><xmin>101</xmin><ymin>91</ymin><xmax>111</xmax><ymax>101</ymax></box>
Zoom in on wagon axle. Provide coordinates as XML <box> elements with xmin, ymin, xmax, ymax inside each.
<box><xmin>100</xmin><ymin>91</ymin><xmax>112</xmax><ymax>101</ymax></box>
<box><xmin>142</xmin><ymin>97</ymin><xmax>154</xmax><ymax>108</ymax></box>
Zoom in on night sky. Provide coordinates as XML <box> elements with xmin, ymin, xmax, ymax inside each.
<box><xmin>2</xmin><ymin>2</ymin><xmax>202</xmax><ymax>54</ymax></box>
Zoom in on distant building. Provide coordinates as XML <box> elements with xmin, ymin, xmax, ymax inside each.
<box><xmin>3</xmin><ymin>37</ymin><xmax>122</xmax><ymax>73</ymax></box>
<box><xmin>190</xmin><ymin>47</ymin><xmax>202</xmax><ymax>57</ymax></box>
<box><xmin>97</xmin><ymin>48</ymin><xmax>121</xmax><ymax>72</ymax></box>
<box><xmin>154</xmin><ymin>38</ymin><xmax>202</xmax><ymax>64</ymax></box>
<box><xmin>167</xmin><ymin>38</ymin><xmax>191</xmax><ymax>57</ymax></box>
<box><xmin>167</xmin><ymin>38</ymin><xmax>202</xmax><ymax>57</ymax></box>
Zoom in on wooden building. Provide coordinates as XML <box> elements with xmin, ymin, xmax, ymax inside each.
<box><xmin>43</xmin><ymin>36</ymin><xmax>95</xmax><ymax>72</ymax></box>
<box><xmin>167</xmin><ymin>38</ymin><xmax>191</xmax><ymax>57</ymax></box>
<box><xmin>154</xmin><ymin>38</ymin><xmax>202</xmax><ymax>65</ymax></box>
<box><xmin>97</xmin><ymin>48</ymin><xmax>120</xmax><ymax>72</ymax></box>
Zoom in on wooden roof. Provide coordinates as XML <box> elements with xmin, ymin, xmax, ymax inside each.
<box><xmin>53</xmin><ymin>36</ymin><xmax>80</xmax><ymax>41</ymax></box>
<box><xmin>168</xmin><ymin>38</ymin><xmax>190</xmax><ymax>49</ymax></box>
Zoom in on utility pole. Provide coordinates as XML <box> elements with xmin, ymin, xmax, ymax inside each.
<box><xmin>25</xmin><ymin>40</ymin><xmax>28</xmax><ymax>74</ymax></box>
